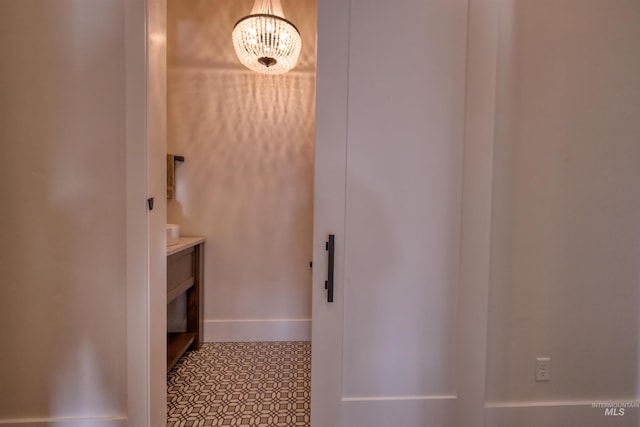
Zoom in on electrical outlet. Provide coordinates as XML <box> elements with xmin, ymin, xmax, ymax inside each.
<box><xmin>535</xmin><ymin>357</ymin><xmax>551</xmax><ymax>382</ymax></box>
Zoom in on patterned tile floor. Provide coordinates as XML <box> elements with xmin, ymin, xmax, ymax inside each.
<box><xmin>167</xmin><ymin>341</ymin><xmax>311</xmax><ymax>427</ymax></box>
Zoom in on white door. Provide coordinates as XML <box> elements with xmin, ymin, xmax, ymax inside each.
<box><xmin>311</xmin><ymin>0</ymin><xmax>497</xmax><ymax>426</ymax></box>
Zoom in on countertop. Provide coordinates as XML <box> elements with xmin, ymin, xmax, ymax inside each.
<box><xmin>167</xmin><ymin>236</ymin><xmax>205</xmax><ymax>256</ymax></box>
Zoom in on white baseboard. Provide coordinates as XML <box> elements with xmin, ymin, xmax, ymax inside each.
<box><xmin>486</xmin><ymin>400</ymin><xmax>640</xmax><ymax>427</ymax></box>
<box><xmin>0</xmin><ymin>415</ymin><xmax>126</xmax><ymax>426</ymax></box>
<box><xmin>204</xmin><ymin>318</ymin><xmax>311</xmax><ymax>342</ymax></box>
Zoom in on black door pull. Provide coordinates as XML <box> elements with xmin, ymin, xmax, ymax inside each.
<box><xmin>325</xmin><ymin>234</ymin><xmax>335</xmax><ymax>303</ymax></box>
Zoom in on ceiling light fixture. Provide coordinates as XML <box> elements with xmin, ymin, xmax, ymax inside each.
<box><xmin>232</xmin><ymin>0</ymin><xmax>302</xmax><ymax>74</ymax></box>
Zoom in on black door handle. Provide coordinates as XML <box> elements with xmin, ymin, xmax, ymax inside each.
<box><xmin>325</xmin><ymin>234</ymin><xmax>335</xmax><ymax>303</ymax></box>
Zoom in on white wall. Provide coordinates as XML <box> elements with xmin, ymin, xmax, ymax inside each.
<box><xmin>0</xmin><ymin>0</ymin><xmax>128</xmax><ymax>425</ymax></box>
<box><xmin>486</xmin><ymin>0</ymin><xmax>640</xmax><ymax>425</ymax></box>
<box><xmin>166</xmin><ymin>0</ymin><xmax>316</xmax><ymax>342</ymax></box>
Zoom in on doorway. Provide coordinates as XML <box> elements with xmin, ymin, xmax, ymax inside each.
<box><xmin>164</xmin><ymin>0</ymin><xmax>317</xmax><ymax>425</ymax></box>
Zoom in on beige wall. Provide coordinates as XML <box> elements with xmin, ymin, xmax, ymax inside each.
<box><xmin>167</xmin><ymin>0</ymin><xmax>316</xmax><ymax>341</ymax></box>
<box><xmin>0</xmin><ymin>0</ymin><xmax>127</xmax><ymax>424</ymax></box>
<box><xmin>486</xmin><ymin>0</ymin><xmax>640</xmax><ymax>425</ymax></box>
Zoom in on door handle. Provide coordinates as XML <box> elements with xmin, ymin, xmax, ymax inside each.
<box><xmin>325</xmin><ymin>234</ymin><xmax>335</xmax><ymax>303</ymax></box>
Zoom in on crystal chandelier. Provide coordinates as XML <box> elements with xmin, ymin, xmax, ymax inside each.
<box><xmin>232</xmin><ymin>0</ymin><xmax>302</xmax><ymax>74</ymax></box>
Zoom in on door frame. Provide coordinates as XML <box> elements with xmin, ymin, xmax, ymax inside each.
<box><xmin>125</xmin><ymin>0</ymin><xmax>167</xmax><ymax>425</ymax></box>
<box><xmin>453</xmin><ymin>0</ymin><xmax>499</xmax><ymax>425</ymax></box>
<box><xmin>310</xmin><ymin>0</ymin><xmax>499</xmax><ymax>425</ymax></box>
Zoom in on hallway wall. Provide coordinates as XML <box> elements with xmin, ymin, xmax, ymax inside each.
<box><xmin>0</xmin><ymin>0</ymin><xmax>128</xmax><ymax>424</ymax></box>
<box><xmin>485</xmin><ymin>1</ymin><xmax>640</xmax><ymax>425</ymax></box>
<box><xmin>167</xmin><ymin>0</ymin><xmax>317</xmax><ymax>341</ymax></box>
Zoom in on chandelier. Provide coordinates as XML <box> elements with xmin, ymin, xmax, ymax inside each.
<box><xmin>232</xmin><ymin>0</ymin><xmax>302</xmax><ymax>74</ymax></box>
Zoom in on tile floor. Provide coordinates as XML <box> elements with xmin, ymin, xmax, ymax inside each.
<box><xmin>167</xmin><ymin>341</ymin><xmax>311</xmax><ymax>427</ymax></box>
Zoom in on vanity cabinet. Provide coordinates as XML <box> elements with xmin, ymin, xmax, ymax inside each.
<box><xmin>166</xmin><ymin>237</ymin><xmax>205</xmax><ymax>372</ymax></box>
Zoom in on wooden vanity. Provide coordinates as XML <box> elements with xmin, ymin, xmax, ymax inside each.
<box><xmin>166</xmin><ymin>237</ymin><xmax>205</xmax><ymax>372</ymax></box>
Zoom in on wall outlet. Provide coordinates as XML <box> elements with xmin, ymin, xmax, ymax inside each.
<box><xmin>535</xmin><ymin>357</ymin><xmax>551</xmax><ymax>382</ymax></box>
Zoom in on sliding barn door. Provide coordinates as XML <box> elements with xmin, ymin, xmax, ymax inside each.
<box><xmin>311</xmin><ymin>0</ymin><xmax>497</xmax><ymax>426</ymax></box>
